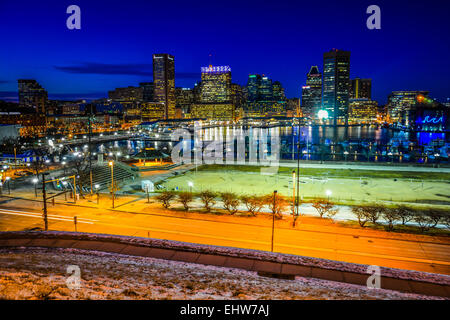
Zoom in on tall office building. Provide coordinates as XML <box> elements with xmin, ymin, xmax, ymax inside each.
<box><xmin>322</xmin><ymin>49</ymin><xmax>351</xmax><ymax>125</ymax></box>
<box><xmin>272</xmin><ymin>81</ymin><xmax>285</xmax><ymax>101</ymax></box>
<box><xmin>245</xmin><ymin>74</ymin><xmax>286</xmax><ymax>117</ymax></box>
<box><xmin>259</xmin><ymin>76</ymin><xmax>273</xmax><ymax>101</ymax></box>
<box><xmin>18</xmin><ymin>79</ymin><xmax>48</xmax><ymax>114</ymax></box>
<box><xmin>199</xmin><ymin>65</ymin><xmax>232</xmax><ymax>103</ymax></box>
<box><xmin>350</xmin><ymin>78</ymin><xmax>372</xmax><ymax>99</ymax></box>
<box><xmin>247</xmin><ymin>74</ymin><xmax>261</xmax><ymax>102</ymax></box>
<box><xmin>153</xmin><ymin>54</ymin><xmax>175</xmax><ymax>119</ymax></box>
<box><xmin>301</xmin><ymin>66</ymin><xmax>322</xmax><ymax>118</ymax></box>
<box><xmin>231</xmin><ymin>83</ymin><xmax>245</xmax><ymax>109</ymax></box>
<box><xmin>190</xmin><ymin>66</ymin><xmax>234</xmax><ymax>120</ymax></box>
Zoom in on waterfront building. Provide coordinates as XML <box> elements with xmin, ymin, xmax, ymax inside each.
<box><xmin>387</xmin><ymin>91</ymin><xmax>429</xmax><ymax>125</ymax></box>
<box><xmin>348</xmin><ymin>99</ymin><xmax>378</xmax><ymax>123</ymax></box>
<box><xmin>141</xmin><ymin>102</ymin><xmax>166</xmax><ymax>121</ymax></box>
<box><xmin>190</xmin><ymin>65</ymin><xmax>235</xmax><ymax>120</ymax></box>
<box><xmin>153</xmin><ymin>53</ymin><xmax>176</xmax><ymax>119</ymax></box>
<box><xmin>350</xmin><ymin>78</ymin><xmax>372</xmax><ymax>100</ymax></box>
<box><xmin>301</xmin><ymin>66</ymin><xmax>322</xmax><ymax>118</ymax></box>
<box><xmin>247</xmin><ymin>74</ymin><xmax>261</xmax><ymax>102</ymax></box>
<box><xmin>175</xmin><ymin>87</ymin><xmax>195</xmax><ymax>116</ymax></box>
<box><xmin>322</xmin><ymin>49</ymin><xmax>351</xmax><ymax>125</ymax></box>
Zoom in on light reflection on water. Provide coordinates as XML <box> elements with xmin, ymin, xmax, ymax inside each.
<box><xmin>91</xmin><ymin>125</ymin><xmax>448</xmax><ymax>163</ymax></box>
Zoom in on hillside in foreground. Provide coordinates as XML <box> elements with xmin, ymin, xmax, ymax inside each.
<box><xmin>0</xmin><ymin>247</ymin><xmax>440</xmax><ymax>300</ymax></box>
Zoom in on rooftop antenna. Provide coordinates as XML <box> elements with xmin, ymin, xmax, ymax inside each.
<box><xmin>208</xmin><ymin>53</ymin><xmax>212</xmax><ymax>68</ymax></box>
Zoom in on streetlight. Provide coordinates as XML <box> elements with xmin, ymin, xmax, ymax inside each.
<box><xmin>32</xmin><ymin>177</ymin><xmax>39</xmax><ymax>197</ymax></box>
<box><xmin>344</xmin><ymin>151</ymin><xmax>349</xmax><ymax>162</ymax></box>
<box><xmin>271</xmin><ymin>190</ymin><xmax>277</xmax><ymax>252</ymax></box>
<box><xmin>95</xmin><ymin>184</ymin><xmax>100</xmax><ymax>204</ymax></box>
<box><xmin>292</xmin><ymin>170</ymin><xmax>296</xmax><ymax>217</ymax></box>
<box><xmin>326</xmin><ymin>189</ymin><xmax>332</xmax><ymax>201</ymax></box>
<box><xmin>5</xmin><ymin>176</ymin><xmax>10</xmax><ymax>195</ymax></box>
<box><xmin>188</xmin><ymin>181</ymin><xmax>193</xmax><ymax>193</ymax></box>
<box><xmin>109</xmin><ymin>161</ymin><xmax>115</xmax><ymax>208</ymax></box>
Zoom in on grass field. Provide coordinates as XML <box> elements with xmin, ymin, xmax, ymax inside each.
<box><xmin>162</xmin><ymin>165</ymin><xmax>450</xmax><ymax>207</ymax></box>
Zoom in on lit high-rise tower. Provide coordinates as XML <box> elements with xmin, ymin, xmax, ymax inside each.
<box><xmin>322</xmin><ymin>49</ymin><xmax>351</xmax><ymax>125</ymax></box>
<box><xmin>152</xmin><ymin>53</ymin><xmax>175</xmax><ymax>119</ymax></box>
<box><xmin>301</xmin><ymin>66</ymin><xmax>322</xmax><ymax>118</ymax></box>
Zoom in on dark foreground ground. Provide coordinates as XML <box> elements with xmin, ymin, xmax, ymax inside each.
<box><xmin>0</xmin><ymin>247</ymin><xmax>442</xmax><ymax>300</ymax></box>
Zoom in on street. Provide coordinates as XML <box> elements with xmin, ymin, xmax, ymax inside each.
<box><xmin>0</xmin><ymin>196</ymin><xmax>449</xmax><ymax>276</ymax></box>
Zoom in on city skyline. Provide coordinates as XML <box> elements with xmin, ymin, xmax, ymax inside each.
<box><xmin>0</xmin><ymin>0</ymin><xmax>449</xmax><ymax>105</ymax></box>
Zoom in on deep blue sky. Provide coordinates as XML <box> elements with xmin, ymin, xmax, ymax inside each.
<box><xmin>0</xmin><ymin>0</ymin><xmax>449</xmax><ymax>104</ymax></box>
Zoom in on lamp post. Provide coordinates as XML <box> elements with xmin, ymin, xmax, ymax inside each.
<box><xmin>5</xmin><ymin>177</ymin><xmax>10</xmax><ymax>195</ymax></box>
<box><xmin>88</xmin><ymin>108</ymin><xmax>93</xmax><ymax>195</ymax></box>
<box><xmin>42</xmin><ymin>172</ymin><xmax>49</xmax><ymax>231</ymax></box>
<box><xmin>271</xmin><ymin>190</ymin><xmax>277</xmax><ymax>252</ymax></box>
<box><xmin>344</xmin><ymin>151</ymin><xmax>349</xmax><ymax>162</ymax></box>
<box><xmin>292</xmin><ymin>170</ymin><xmax>295</xmax><ymax>217</ymax></box>
<box><xmin>188</xmin><ymin>181</ymin><xmax>193</xmax><ymax>193</ymax></box>
<box><xmin>95</xmin><ymin>184</ymin><xmax>100</xmax><ymax>204</ymax></box>
<box><xmin>326</xmin><ymin>189</ymin><xmax>332</xmax><ymax>201</ymax></box>
<box><xmin>109</xmin><ymin>161</ymin><xmax>114</xmax><ymax>208</ymax></box>
<box><xmin>33</xmin><ymin>177</ymin><xmax>38</xmax><ymax>197</ymax></box>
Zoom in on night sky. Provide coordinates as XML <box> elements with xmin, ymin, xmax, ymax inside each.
<box><xmin>0</xmin><ymin>0</ymin><xmax>449</xmax><ymax>104</ymax></box>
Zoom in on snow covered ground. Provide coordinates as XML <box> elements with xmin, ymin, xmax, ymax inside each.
<box><xmin>0</xmin><ymin>247</ymin><xmax>443</xmax><ymax>300</ymax></box>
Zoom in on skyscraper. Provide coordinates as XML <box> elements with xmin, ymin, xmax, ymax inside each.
<box><xmin>245</xmin><ymin>74</ymin><xmax>286</xmax><ymax>117</ymax></box>
<box><xmin>259</xmin><ymin>76</ymin><xmax>273</xmax><ymax>101</ymax></box>
<box><xmin>322</xmin><ymin>49</ymin><xmax>351</xmax><ymax>125</ymax></box>
<box><xmin>190</xmin><ymin>65</ymin><xmax>235</xmax><ymax>120</ymax></box>
<box><xmin>301</xmin><ymin>66</ymin><xmax>322</xmax><ymax>118</ymax></box>
<box><xmin>153</xmin><ymin>54</ymin><xmax>175</xmax><ymax>119</ymax></box>
<box><xmin>272</xmin><ymin>81</ymin><xmax>285</xmax><ymax>101</ymax></box>
<box><xmin>247</xmin><ymin>74</ymin><xmax>261</xmax><ymax>102</ymax></box>
<box><xmin>350</xmin><ymin>78</ymin><xmax>372</xmax><ymax>99</ymax></box>
<box><xmin>18</xmin><ymin>79</ymin><xmax>48</xmax><ymax>114</ymax></box>
<box><xmin>199</xmin><ymin>65</ymin><xmax>232</xmax><ymax>103</ymax></box>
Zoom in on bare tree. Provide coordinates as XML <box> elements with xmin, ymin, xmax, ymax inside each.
<box><xmin>426</xmin><ymin>209</ymin><xmax>444</xmax><ymax>228</ymax></box>
<box><xmin>394</xmin><ymin>205</ymin><xmax>414</xmax><ymax>225</ymax></box>
<box><xmin>311</xmin><ymin>198</ymin><xmax>338</xmax><ymax>219</ymax></box>
<box><xmin>200</xmin><ymin>191</ymin><xmax>216</xmax><ymax>212</ymax></box>
<box><xmin>220</xmin><ymin>192</ymin><xmax>240</xmax><ymax>215</ymax></box>
<box><xmin>351</xmin><ymin>206</ymin><xmax>369</xmax><ymax>227</ymax></box>
<box><xmin>178</xmin><ymin>192</ymin><xmax>193</xmax><ymax>211</ymax></box>
<box><xmin>443</xmin><ymin>215</ymin><xmax>450</xmax><ymax>230</ymax></box>
<box><xmin>262</xmin><ymin>193</ymin><xmax>289</xmax><ymax>219</ymax></box>
<box><xmin>414</xmin><ymin>213</ymin><xmax>434</xmax><ymax>233</ymax></box>
<box><xmin>72</xmin><ymin>152</ymin><xmax>90</xmax><ymax>198</ymax></box>
<box><xmin>155</xmin><ymin>191</ymin><xmax>176</xmax><ymax>209</ymax></box>
<box><xmin>241</xmin><ymin>195</ymin><xmax>265</xmax><ymax>216</ymax></box>
<box><xmin>381</xmin><ymin>207</ymin><xmax>399</xmax><ymax>231</ymax></box>
<box><xmin>364</xmin><ymin>205</ymin><xmax>383</xmax><ymax>225</ymax></box>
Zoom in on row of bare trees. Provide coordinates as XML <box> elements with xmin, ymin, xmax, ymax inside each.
<box><xmin>155</xmin><ymin>191</ymin><xmax>449</xmax><ymax>233</ymax></box>
<box><xmin>351</xmin><ymin>205</ymin><xmax>449</xmax><ymax>232</ymax></box>
<box><xmin>154</xmin><ymin>191</ymin><xmax>343</xmax><ymax>223</ymax></box>
<box><xmin>155</xmin><ymin>191</ymin><xmax>292</xmax><ymax>218</ymax></box>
